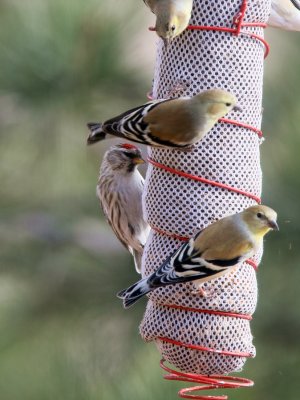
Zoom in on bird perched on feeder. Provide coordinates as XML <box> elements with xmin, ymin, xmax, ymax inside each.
<box><xmin>87</xmin><ymin>89</ymin><xmax>239</xmax><ymax>149</ymax></box>
<box><xmin>118</xmin><ymin>205</ymin><xmax>279</xmax><ymax>308</ymax></box>
<box><xmin>268</xmin><ymin>0</ymin><xmax>300</xmax><ymax>30</ymax></box>
<box><xmin>143</xmin><ymin>0</ymin><xmax>193</xmax><ymax>46</ymax></box>
<box><xmin>97</xmin><ymin>143</ymin><xmax>150</xmax><ymax>273</ymax></box>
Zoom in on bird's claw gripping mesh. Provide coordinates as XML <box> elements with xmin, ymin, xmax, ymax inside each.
<box><xmin>139</xmin><ymin>0</ymin><xmax>271</xmax><ymax>397</ymax></box>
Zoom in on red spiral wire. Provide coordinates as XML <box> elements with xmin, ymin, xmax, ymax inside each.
<box><xmin>184</xmin><ymin>25</ymin><xmax>269</xmax><ymax>59</ymax></box>
<box><xmin>149</xmin><ymin>223</ymin><xmax>258</xmax><ymax>271</ymax></box>
<box><xmin>160</xmin><ymin>359</ymin><xmax>254</xmax><ymax>400</ymax></box>
<box><xmin>158</xmin><ymin>337</ymin><xmax>253</xmax><ymax>358</ymax></box>
<box><xmin>157</xmin><ymin>305</ymin><xmax>255</xmax><ymax>399</ymax></box>
<box><xmin>147</xmin><ymin>157</ymin><xmax>261</xmax><ymax>204</ymax></box>
<box><xmin>219</xmin><ymin>118</ymin><xmax>263</xmax><ymax>139</ymax></box>
<box><xmin>146</xmin><ymin>1</ymin><xmax>265</xmax><ymax>398</ymax></box>
<box><xmin>149</xmin><ymin>0</ymin><xmax>270</xmax><ymax>58</ymax></box>
<box><xmin>158</xmin><ymin>304</ymin><xmax>252</xmax><ymax>320</ymax></box>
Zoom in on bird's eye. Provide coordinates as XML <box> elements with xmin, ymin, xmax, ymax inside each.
<box><xmin>171</xmin><ymin>25</ymin><xmax>176</xmax><ymax>31</ymax></box>
<box><xmin>257</xmin><ymin>212</ymin><xmax>263</xmax><ymax>219</ymax></box>
<box><xmin>225</xmin><ymin>102</ymin><xmax>232</xmax><ymax>107</ymax></box>
<box><xmin>124</xmin><ymin>152</ymin><xmax>136</xmax><ymax>159</ymax></box>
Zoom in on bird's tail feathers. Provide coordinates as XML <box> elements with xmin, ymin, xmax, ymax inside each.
<box><xmin>87</xmin><ymin>122</ymin><xmax>106</xmax><ymax>145</ymax></box>
<box><xmin>123</xmin><ymin>295</ymin><xmax>144</xmax><ymax>308</ymax></box>
<box><xmin>117</xmin><ymin>278</ymin><xmax>150</xmax><ymax>308</ymax></box>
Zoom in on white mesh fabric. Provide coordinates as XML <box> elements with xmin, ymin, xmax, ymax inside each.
<box><xmin>139</xmin><ymin>0</ymin><xmax>271</xmax><ymax>375</ymax></box>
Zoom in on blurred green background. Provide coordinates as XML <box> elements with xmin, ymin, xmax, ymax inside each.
<box><xmin>0</xmin><ymin>1</ymin><xmax>299</xmax><ymax>399</ymax></box>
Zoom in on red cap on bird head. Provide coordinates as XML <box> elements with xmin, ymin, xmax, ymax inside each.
<box><xmin>118</xmin><ymin>143</ymin><xmax>138</xmax><ymax>150</ymax></box>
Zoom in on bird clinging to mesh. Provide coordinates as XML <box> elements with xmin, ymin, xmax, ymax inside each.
<box><xmin>143</xmin><ymin>0</ymin><xmax>193</xmax><ymax>46</ymax></box>
<box><xmin>268</xmin><ymin>0</ymin><xmax>300</xmax><ymax>31</ymax></box>
<box><xmin>87</xmin><ymin>89</ymin><xmax>240</xmax><ymax>150</ymax></box>
<box><xmin>117</xmin><ymin>205</ymin><xmax>279</xmax><ymax>308</ymax></box>
<box><xmin>96</xmin><ymin>143</ymin><xmax>150</xmax><ymax>273</ymax></box>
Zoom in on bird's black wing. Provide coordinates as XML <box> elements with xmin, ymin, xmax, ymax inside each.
<box><xmin>172</xmin><ymin>228</ymin><xmax>243</xmax><ymax>269</ymax></box>
<box><xmin>147</xmin><ymin>231</ymin><xmax>242</xmax><ymax>289</ymax></box>
<box><xmin>102</xmin><ymin>99</ymin><xmax>171</xmax><ymax>144</ymax></box>
<box><xmin>291</xmin><ymin>0</ymin><xmax>300</xmax><ymax>11</ymax></box>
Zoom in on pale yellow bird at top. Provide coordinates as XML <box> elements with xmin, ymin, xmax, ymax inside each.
<box><xmin>117</xmin><ymin>205</ymin><xmax>279</xmax><ymax>308</ymax></box>
<box><xmin>143</xmin><ymin>0</ymin><xmax>193</xmax><ymax>45</ymax></box>
<box><xmin>268</xmin><ymin>0</ymin><xmax>300</xmax><ymax>31</ymax></box>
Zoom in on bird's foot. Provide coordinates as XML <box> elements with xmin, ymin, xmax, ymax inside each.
<box><xmin>173</xmin><ymin>144</ymin><xmax>196</xmax><ymax>153</ymax></box>
<box><xmin>190</xmin><ymin>285</ymin><xmax>217</xmax><ymax>298</ymax></box>
<box><xmin>166</xmin><ymin>79</ymin><xmax>191</xmax><ymax>98</ymax></box>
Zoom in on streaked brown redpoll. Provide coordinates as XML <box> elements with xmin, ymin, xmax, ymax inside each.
<box><xmin>97</xmin><ymin>143</ymin><xmax>150</xmax><ymax>273</ymax></box>
<box><xmin>118</xmin><ymin>205</ymin><xmax>278</xmax><ymax>308</ymax></box>
<box><xmin>143</xmin><ymin>0</ymin><xmax>193</xmax><ymax>46</ymax></box>
<box><xmin>87</xmin><ymin>89</ymin><xmax>240</xmax><ymax>149</ymax></box>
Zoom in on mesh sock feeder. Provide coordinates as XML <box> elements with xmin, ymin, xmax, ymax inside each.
<box><xmin>140</xmin><ymin>0</ymin><xmax>271</xmax><ymax>398</ymax></box>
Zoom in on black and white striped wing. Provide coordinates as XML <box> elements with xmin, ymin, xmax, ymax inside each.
<box><xmin>291</xmin><ymin>0</ymin><xmax>300</xmax><ymax>11</ymax></box>
<box><xmin>147</xmin><ymin>235</ymin><xmax>208</xmax><ymax>288</ymax></box>
<box><xmin>102</xmin><ymin>100</ymin><xmax>168</xmax><ymax>145</ymax></box>
<box><xmin>171</xmin><ymin>238</ymin><xmax>226</xmax><ymax>278</ymax></box>
<box><xmin>172</xmin><ymin>236</ymin><xmax>242</xmax><ymax>274</ymax></box>
<box><xmin>148</xmin><ymin>235</ymin><xmax>242</xmax><ymax>288</ymax></box>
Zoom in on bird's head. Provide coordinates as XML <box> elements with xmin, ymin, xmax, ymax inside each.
<box><xmin>155</xmin><ymin>18</ymin><xmax>177</xmax><ymax>46</ymax></box>
<box><xmin>194</xmin><ymin>89</ymin><xmax>241</xmax><ymax>120</ymax></box>
<box><xmin>241</xmin><ymin>205</ymin><xmax>279</xmax><ymax>236</ymax></box>
<box><xmin>105</xmin><ymin>143</ymin><xmax>145</xmax><ymax>173</ymax></box>
<box><xmin>156</xmin><ymin>12</ymin><xmax>188</xmax><ymax>47</ymax></box>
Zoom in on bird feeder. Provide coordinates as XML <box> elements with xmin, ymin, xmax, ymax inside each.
<box><xmin>140</xmin><ymin>0</ymin><xmax>271</xmax><ymax>398</ymax></box>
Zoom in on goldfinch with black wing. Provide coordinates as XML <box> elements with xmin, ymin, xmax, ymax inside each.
<box><xmin>118</xmin><ymin>205</ymin><xmax>278</xmax><ymax>308</ymax></box>
<box><xmin>87</xmin><ymin>89</ymin><xmax>240</xmax><ymax>149</ymax></box>
<box><xmin>143</xmin><ymin>0</ymin><xmax>193</xmax><ymax>46</ymax></box>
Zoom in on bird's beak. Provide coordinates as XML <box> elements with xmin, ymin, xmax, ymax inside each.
<box><xmin>133</xmin><ymin>157</ymin><xmax>145</xmax><ymax>165</ymax></box>
<box><xmin>163</xmin><ymin>38</ymin><xmax>171</xmax><ymax>48</ymax></box>
<box><xmin>268</xmin><ymin>220</ymin><xmax>279</xmax><ymax>231</ymax></box>
<box><xmin>233</xmin><ymin>105</ymin><xmax>242</xmax><ymax>113</ymax></box>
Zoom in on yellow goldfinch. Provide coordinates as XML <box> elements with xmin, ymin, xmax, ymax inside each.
<box><xmin>268</xmin><ymin>0</ymin><xmax>300</xmax><ymax>31</ymax></box>
<box><xmin>143</xmin><ymin>0</ymin><xmax>193</xmax><ymax>46</ymax></box>
<box><xmin>87</xmin><ymin>89</ymin><xmax>240</xmax><ymax>149</ymax></box>
<box><xmin>118</xmin><ymin>205</ymin><xmax>278</xmax><ymax>308</ymax></box>
<box><xmin>97</xmin><ymin>143</ymin><xmax>150</xmax><ymax>273</ymax></box>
